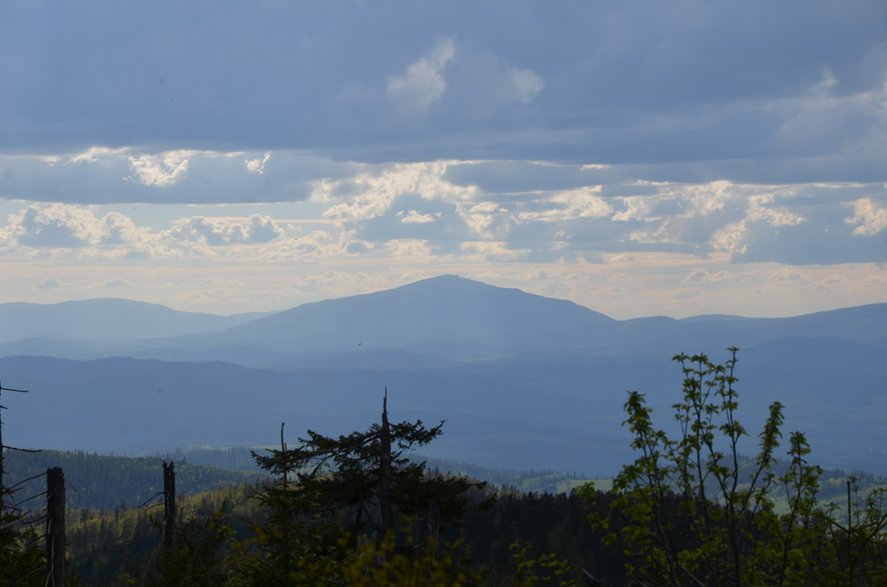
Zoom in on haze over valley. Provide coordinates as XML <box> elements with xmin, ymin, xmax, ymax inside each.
<box><xmin>3</xmin><ymin>275</ymin><xmax>884</xmax><ymax>475</ymax></box>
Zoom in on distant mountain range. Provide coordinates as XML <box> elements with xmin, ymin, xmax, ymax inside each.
<box><xmin>3</xmin><ymin>275</ymin><xmax>885</xmax><ymax>364</ymax></box>
<box><xmin>1</xmin><ymin>275</ymin><xmax>885</xmax><ymax>474</ymax></box>
<box><xmin>0</xmin><ymin>298</ymin><xmax>270</xmax><ymax>343</ymax></box>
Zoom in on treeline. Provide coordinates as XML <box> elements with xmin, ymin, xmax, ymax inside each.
<box><xmin>180</xmin><ymin>446</ymin><xmax>595</xmax><ymax>495</ymax></box>
<box><xmin>61</xmin><ymin>483</ymin><xmax>620</xmax><ymax>585</ymax></box>
<box><xmin>65</xmin><ymin>485</ymin><xmax>256</xmax><ymax>585</ymax></box>
<box><xmin>4</xmin><ymin>450</ymin><xmax>261</xmax><ymax>510</ymax></box>
<box><xmin>6</xmin><ymin>448</ymin><xmax>879</xmax><ymax>514</ymax></box>
<box><xmin>15</xmin><ymin>468</ymin><xmax>887</xmax><ymax>585</ymax></box>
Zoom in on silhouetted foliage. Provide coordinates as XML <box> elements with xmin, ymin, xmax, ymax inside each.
<box><xmin>586</xmin><ymin>348</ymin><xmax>887</xmax><ymax>586</ymax></box>
<box><xmin>243</xmin><ymin>390</ymin><xmax>482</xmax><ymax>583</ymax></box>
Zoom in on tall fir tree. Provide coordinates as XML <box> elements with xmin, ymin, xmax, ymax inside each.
<box><xmin>247</xmin><ymin>388</ymin><xmax>480</xmax><ymax>583</ymax></box>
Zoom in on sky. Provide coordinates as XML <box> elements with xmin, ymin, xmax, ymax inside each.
<box><xmin>1</xmin><ymin>0</ymin><xmax>885</xmax><ymax>319</ymax></box>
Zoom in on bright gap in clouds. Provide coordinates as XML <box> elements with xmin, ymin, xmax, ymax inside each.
<box><xmin>1</xmin><ymin>148</ymin><xmax>885</xmax><ymax>319</ymax></box>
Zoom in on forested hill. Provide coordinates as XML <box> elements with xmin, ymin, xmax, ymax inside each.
<box><xmin>7</xmin><ymin>448</ymin><xmax>883</xmax><ymax>513</ymax></box>
<box><xmin>180</xmin><ymin>446</ymin><xmax>598</xmax><ymax>494</ymax></box>
<box><xmin>3</xmin><ymin>450</ymin><xmax>261</xmax><ymax>510</ymax></box>
<box><xmin>3</xmin><ymin>448</ymin><xmax>597</xmax><ymax>509</ymax></box>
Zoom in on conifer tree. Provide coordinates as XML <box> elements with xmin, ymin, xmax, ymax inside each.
<box><xmin>248</xmin><ymin>388</ymin><xmax>479</xmax><ymax>582</ymax></box>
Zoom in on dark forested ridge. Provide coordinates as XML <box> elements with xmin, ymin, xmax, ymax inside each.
<box><xmin>5</xmin><ymin>448</ymin><xmax>598</xmax><ymax>507</ymax></box>
<box><xmin>4</xmin><ymin>450</ymin><xmax>261</xmax><ymax>510</ymax></box>
<box><xmin>6</xmin><ymin>447</ymin><xmax>880</xmax><ymax>516</ymax></box>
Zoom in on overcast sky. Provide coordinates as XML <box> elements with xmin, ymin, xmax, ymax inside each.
<box><xmin>1</xmin><ymin>0</ymin><xmax>885</xmax><ymax>318</ymax></box>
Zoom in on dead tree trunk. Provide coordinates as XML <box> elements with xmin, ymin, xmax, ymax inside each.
<box><xmin>46</xmin><ymin>467</ymin><xmax>65</xmax><ymax>586</ymax></box>
<box><xmin>163</xmin><ymin>461</ymin><xmax>176</xmax><ymax>554</ymax></box>
<box><xmin>379</xmin><ymin>387</ymin><xmax>394</xmax><ymax>535</ymax></box>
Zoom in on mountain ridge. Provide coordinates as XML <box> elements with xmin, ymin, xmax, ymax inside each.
<box><xmin>0</xmin><ymin>297</ymin><xmax>273</xmax><ymax>343</ymax></box>
<box><xmin>2</xmin><ymin>275</ymin><xmax>886</xmax><ymax>364</ymax></box>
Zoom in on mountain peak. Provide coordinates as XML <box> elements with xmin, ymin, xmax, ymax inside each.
<box><xmin>389</xmin><ymin>274</ymin><xmax>504</xmax><ymax>294</ymax></box>
<box><xmin>225</xmin><ymin>275</ymin><xmax>613</xmax><ymax>357</ymax></box>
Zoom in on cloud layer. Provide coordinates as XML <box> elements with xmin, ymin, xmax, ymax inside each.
<box><xmin>1</xmin><ymin>1</ymin><xmax>886</xmax><ymax>317</ymax></box>
<box><xmin>3</xmin><ymin>163</ymin><xmax>884</xmax><ymax>267</ymax></box>
<box><xmin>1</xmin><ymin>1</ymin><xmax>884</xmax><ymax>179</ymax></box>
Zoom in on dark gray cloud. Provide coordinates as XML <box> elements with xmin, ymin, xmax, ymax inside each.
<box><xmin>1</xmin><ymin>0</ymin><xmax>885</xmax><ymax>182</ymax></box>
<box><xmin>1</xmin><ymin>0</ymin><xmax>886</xmax><ymax>276</ymax></box>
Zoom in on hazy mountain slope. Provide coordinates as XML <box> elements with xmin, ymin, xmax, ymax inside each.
<box><xmin>2</xmin><ymin>278</ymin><xmax>885</xmax><ymax>366</ymax></box>
<box><xmin>2</xmin><ymin>344</ymin><xmax>884</xmax><ymax>474</ymax></box>
<box><xmin>217</xmin><ymin>275</ymin><xmax>616</xmax><ymax>357</ymax></box>
<box><xmin>677</xmin><ymin>303</ymin><xmax>887</xmax><ymax>346</ymax></box>
<box><xmin>0</xmin><ymin>339</ymin><xmax>464</xmax><ymax>371</ymax></box>
<box><xmin>125</xmin><ymin>346</ymin><xmax>457</xmax><ymax>371</ymax></box>
<box><xmin>0</xmin><ymin>355</ymin><xmax>633</xmax><ymax>472</ymax></box>
<box><xmin>0</xmin><ymin>298</ymin><xmax>272</xmax><ymax>343</ymax></box>
<box><xmin>598</xmin><ymin>304</ymin><xmax>887</xmax><ymax>356</ymax></box>
<box><xmin>148</xmin><ymin>278</ymin><xmax>887</xmax><ymax>361</ymax></box>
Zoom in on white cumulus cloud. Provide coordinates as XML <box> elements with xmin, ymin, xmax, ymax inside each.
<box><xmin>397</xmin><ymin>210</ymin><xmax>441</xmax><ymax>224</ymax></box>
<box><xmin>5</xmin><ymin>204</ymin><xmax>147</xmax><ymax>249</ymax></box>
<box><xmin>845</xmin><ymin>197</ymin><xmax>887</xmax><ymax>236</ymax></box>
<box><xmin>9</xmin><ymin>204</ymin><xmax>105</xmax><ymax>247</ymax></box>
<box><xmin>517</xmin><ymin>187</ymin><xmax>610</xmax><ymax>223</ymax></box>
<box><xmin>165</xmin><ymin>214</ymin><xmax>284</xmax><ymax>245</ymax></box>
<box><xmin>245</xmin><ymin>152</ymin><xmax>272</xmax><ymax>174</ymax></box>
<box><xmin>316</xmin><ymin>161</ymin><xmax>478</xmax><ymax>223</ymax></box>
<box><xmin>745</xmin><ymin>194</ymin><xmax>806</xmax><ymax>227</ymax></box>
<box><xmin>127</xmin><ymin>150</ymin><xmax>196</xmax><ymax>187</ymax></box>
<box><xmin>457</xmin><ymin>201</ymin><xmax>512</xmax><ymax>239</ymax></box>
<box><xmin>709</xmin><ymin>194</ymin><xmax>806</xmax><ymax>256</ymax></box>
<box><xmin>68</xmin><ymin>146</ymin><xmax>132</xmax><ymax>165</ymax></box>
<box><xmin>101</xmin><ymin>212</ymin><xmax>141</xmax><ymax>245</ymax></box>
<box><xmin>386</xmin><ymin>39</ymin><xmax>455</xmax><ymax>116</ymax></box>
